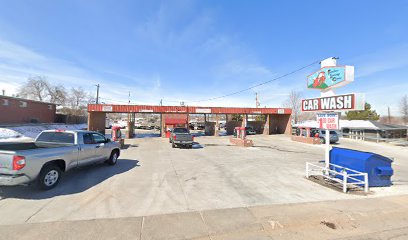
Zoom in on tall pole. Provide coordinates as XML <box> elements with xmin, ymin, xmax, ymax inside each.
<box><xmin>388</xmin><ymin>106</ymin><xmax>391</xmax><ymax>123</ymax></box>
<box><xmin>319</xmin><ymin>58</ymin><xmax>337</xmax><ymax>172</ymax></box>
<box><xmin>255</xmin><ymin>92</ymin><xmax>260</xmax><ymax>108</ymax></box>
<box><xmin>95</xmin><ymin>84</ymin><xmax>100</xmax><ymax>104</ymax></box>
<box><xmin>128</xmin><ymin>91</ymin><xmax>131</xmax><ymax>105</ymax></box>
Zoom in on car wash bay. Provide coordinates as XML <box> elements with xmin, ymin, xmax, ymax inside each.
<box><xmin>87</xmin><ymin>104</ymin><xmax>292</xmax><ymax>137</ymax></box>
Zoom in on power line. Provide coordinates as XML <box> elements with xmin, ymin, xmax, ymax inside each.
<box><xmin>187</xmin><ymin>59</ymin><xmax>320</xmax><ymax>103</ymax></box>
<box><xmin>95</xmin><ymin>59</ymin><xmax>321</xmax><ymax>105</ymax></box>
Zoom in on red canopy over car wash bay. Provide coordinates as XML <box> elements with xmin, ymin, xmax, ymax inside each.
<box><xmin>87</xmin><ymin>104</ymin><xmax>292</xmax><ymax>137</ymax></box>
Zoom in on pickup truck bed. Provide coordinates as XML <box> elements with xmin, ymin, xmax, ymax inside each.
<box><xmin>0</xmin><ymin>142</ymin><xmax>72</xmax><ymax>151</ymax></box>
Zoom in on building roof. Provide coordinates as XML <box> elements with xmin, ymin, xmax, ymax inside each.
<box><xmin>88</xmin><ymin>104</ymin><xmax>292</xmax><ymax>114</ymax></box>
<box><xmin>294</xmin><ymin>120</ymin><xmax>408</xmax><ymax>130</ymax></box>
<box><xmin>0</xmin><ymin>95</ymin><xmax>57</xmax><ymax>105</ymax></box>
<box><xmin>339</xmin><ymin>120</ymin><xmax>378</xmax><ymax>129</ymax></box>
<box><xmin>369</xmin><ymin>121</ymin><xmax>408</xmax><ymax>130</ymax></box>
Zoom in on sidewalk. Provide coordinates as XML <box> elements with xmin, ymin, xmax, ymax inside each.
<box><xmin>1</xmin><ymin>194</ymin><xmax>408</xmax><ymax>240</ymax></box>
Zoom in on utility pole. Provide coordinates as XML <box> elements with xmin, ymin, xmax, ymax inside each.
<box><xmin>128</xmin><ymin>91</ymin><xmax>131</xmax><ymax>105</ymax></box>
<box><xmin>388</xmin><ymin>106</ymin><xmax>391</xmax><ymax>123</ymax></box>
<box><xmin>95</xmin><ymin>84</ymin><xmax>100</xmax><ymax>104</ymax></box>
<box><xmin>255</xmin><ymin>92</ymin><xmax>260</xmax><ymax>108</ymax></box>
<box><xmin>160</xmin><ymin>99</ymin><xmax>162</xmax><ymax>106</ymax></box>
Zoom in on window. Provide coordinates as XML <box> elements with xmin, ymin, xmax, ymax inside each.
<box><xmin>83</xmin><ymin>133</ymin><xmax>94</xmax><ymax>144</ymax></box>
<box><xmin>2</xmin><ymin>99</ymin><xmax>8</xmax><ymax>106</ymax></box>
<box><xmin>173</xmin><ymin>128</ymin><xmax>189</xmax><ymax>133</ymax></box>
<box><xmin>36</xmin><ymin>132</ymin><xmax>75</xmax><ymax>144</ymax></box>
<box><xmin>48</xmin><ymin>105</ymin><xmax>53</xmax><ymax>110</ymax></box>
<box><xmin>19</xmin><ymin>101</ymin><xmax>27</xmax><ymax>108</ymax></box>
<box><xmin>92</xmin><ymin>133</ymin><xmax>106</xmax><ymax>144</ymax></box>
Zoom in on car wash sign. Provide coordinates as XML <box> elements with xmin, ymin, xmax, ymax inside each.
<box><xmin>317</xmin><ymin>113</ymin><xmax>339</xmax><ymax>130</ymax></box>
<box><xmin>307</xmin><ymin>66</ymin><xmax>354</xmax><ymax>90</ymax></box>
<box><xmin>302</xmin><ymin>93</ymin><xmax>365</xmax><ymax>112</ymax></box>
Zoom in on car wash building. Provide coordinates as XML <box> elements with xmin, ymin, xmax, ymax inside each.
<box><xmin>87</xmin><ymin>104</ymin><xmax>292</xmax><ymax>137</ymax></box>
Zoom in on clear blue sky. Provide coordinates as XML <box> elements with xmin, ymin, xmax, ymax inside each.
<box><xmin>0</xmin><ymin>0</ymin><xmax>407</xmax><ymax>115</ymax></box>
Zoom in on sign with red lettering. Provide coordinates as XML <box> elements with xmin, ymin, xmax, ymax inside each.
<box><xmin>317</xmin><ymin>113</ymin><xmax>339</xmax><ymax>130</ymax></box>
<box><xmin>301</xmin><ymin>93</ymin><xmax>365</xmax><ymax>112</ymax></box>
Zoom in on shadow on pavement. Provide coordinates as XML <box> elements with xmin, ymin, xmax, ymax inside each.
<box><xmin>135</xmin><ymin>133</ymin><xmax>161</xmax><ymax>138</ymax></box>
<box><xmin>192</xmin><ymin>143</ymin><xmax>204</xmax><ymax>149</ymax></box>
<box><xmin>121</xmin><ymin>144</ymin><xmax>138</xmax><ymax>149</ymax></box>
<box><xmin>0</xmin><ymin>159</ymin><xmax>139</xmax><ymax>200</ymax></box>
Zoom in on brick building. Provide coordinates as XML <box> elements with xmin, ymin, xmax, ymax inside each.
<box><xmin>0</xmin><ymin>95</ymin><xmax>56</xmax><ymax>124</ymax></box>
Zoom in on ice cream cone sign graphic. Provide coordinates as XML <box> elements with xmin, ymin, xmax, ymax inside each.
<box><xmin>313</xmin><ymin>71</ymin><xmax>326</xmax><ymax>88</ymax></box>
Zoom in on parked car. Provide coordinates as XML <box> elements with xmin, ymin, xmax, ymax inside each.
<box><xmin>245</xmin><ymin>126</ymin><xmax>257</xmax><ymax>135</ymax></box>
<box><xmin>169</xmin><ymin>127</ymin><xmax>194</xmax><ymax>148</ymax></box>
<box><xmin>311</xmin><ymin>128</ymin><xmax>339</xmax><ymax>143</ymax></box>
<box><xmin>0</xmin><ymin>130</ymin><xmax>121</xmax><ymax>190</ymax></box>
<box><xmin>113</xmin><ymin>120</ymin><xmax>127</xmax><ymax>129</ymax></box>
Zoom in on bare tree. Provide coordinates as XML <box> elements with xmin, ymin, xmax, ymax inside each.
<box><xmin>48</xmin><ymin>84</ymin><xmax>67</xmax><ymax>105</ymax></box>
<box><xmin>69</xmin><ymin>87</ymin><xmax>88</xmax><ymax>108</ymax></box>
<box><xmin>400</xmin><ymin>95</ymin><xmax>408</xmax><ymax>125</ymax></box>
<box><xmin>87</xmin><ymin>93</ymin><xmax>96</xmax><ymax>105</ymax></box>
<box><xmin>18</xmin><ymin>76</ymin><xmax>50</xmax><ymax>101</ymax></box>
<box><xmin>284</xmin><ymin>90</ymin><xmax>303</xmax><ymax>124</ymax></box>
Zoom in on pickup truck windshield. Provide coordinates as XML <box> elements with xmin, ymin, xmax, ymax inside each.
<box><xmin>173</xmin><ymin>128</ymin><xmax>189</xmax><ymax>133</ymax></box>
<box><xmin>36</xmin><ymin>132</ymin><xmax>75</xmax><ymax>144</ymax></box>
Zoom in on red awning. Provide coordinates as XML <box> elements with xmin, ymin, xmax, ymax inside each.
<box><xmin>165</xmin><ymin>119</ymin><xmax>187</xmax><ymax>125</ymax></box>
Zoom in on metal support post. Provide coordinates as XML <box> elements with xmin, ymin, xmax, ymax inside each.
<box><xmin>306</xmin><ymin>163</ymin><xmax>309</xmax><ymax>178</ymax></box>
<box><xmin>325</xmin><ymin>128</ymin><xmax>330</xmax><ymax>170</ymax></box>
<box><xmin>343</xmin><ymin>171</ymin><xmax>348</xmax><ymax>193</ymax></box>
<box><xmin>364</xmin><ymin>173</ymin><xmax>369</xmax><ymax>193</ymax></box>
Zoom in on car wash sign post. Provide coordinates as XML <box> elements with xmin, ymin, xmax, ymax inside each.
<box><xmin>302</xmin><ymin>57</ymin><xmax>363</xmax><ymax>170</ymax></box>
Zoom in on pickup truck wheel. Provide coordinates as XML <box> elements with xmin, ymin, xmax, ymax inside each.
<box><xmin>38</xmin><ymin>163</ymin><xmax>62</xmax><ymax>190</ymax></box>
<box><xmin>107</xmin><ymin>151</ymin><xmax>119</xmax><ymax>166</ymax></box>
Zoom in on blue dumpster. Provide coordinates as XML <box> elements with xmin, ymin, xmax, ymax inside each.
<box><xmin>330</xmin><ymin>147</ymin><xmax>393</xmax><ymax>187</ymax></box>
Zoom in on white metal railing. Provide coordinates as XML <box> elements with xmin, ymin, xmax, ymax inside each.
<box><xmin>306</xmin><ymin>162</ymin><xmax>369</xmax><ymax>193</ymax></box>
<box><xmin>341</xmin><ymin>132</ymin><xmax>408</xmax><ymax>143</ymax></box>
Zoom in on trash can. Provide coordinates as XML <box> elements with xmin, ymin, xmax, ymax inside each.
<box><xmin>330</xmin><ymin>147</ymin><xmax>393</xmax><ymax>187</ymax></box>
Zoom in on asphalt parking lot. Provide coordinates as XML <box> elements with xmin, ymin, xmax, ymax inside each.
<box><xmin>0</xmin><ymin>134</ymin><xmax>407</xmax><ymax>226</ymax></box>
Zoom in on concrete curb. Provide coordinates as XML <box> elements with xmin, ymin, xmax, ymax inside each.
<box><xmin>1</xmin><ymin>195</ymin><xmax>408</xmax><ymax>240</ymax></box>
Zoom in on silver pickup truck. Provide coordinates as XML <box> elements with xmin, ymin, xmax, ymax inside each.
<box><xmin>0</xmin><ymin>130</ymin><xmax>120</xmax><ymax>190</ymax></box>
<box><xmin>169</xmin><ymin>127</ymin><xmax>194</xmax><ymax>149</ymax></box>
